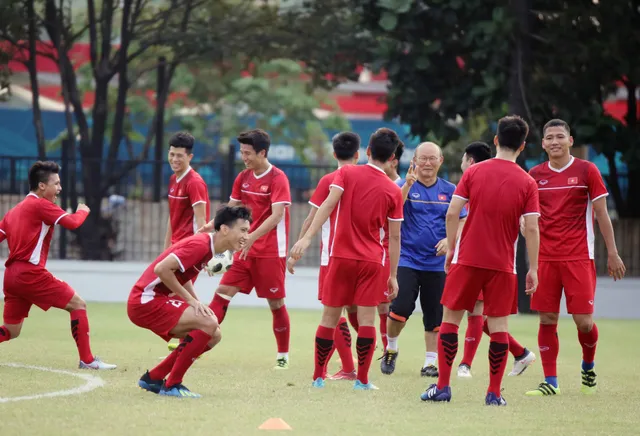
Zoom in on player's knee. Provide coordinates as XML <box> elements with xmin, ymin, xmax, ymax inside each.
<box><xmin>216</xmin><ymin>285</ymin><xmax>238</xmax><ymax>299</ymax></box>
<box><xmin>423</xmin><ymin>318</ymin><xmax>441</xmax><ymax>332</ymax></box>
<box><xmin>377</xmin><ymin>303</ymin><xmax>389</xmax><ymax>314</ymax></box>
<box><xmin>210</xmin><ymin>327</ymin><xmax>222</xmax><ymax>346</ymax></box>
<box><xmin>6</xmin><ymin>323</ymin><xmax>22</xmax><ymax>339</ymax></box>
<box><xmin>539</xmin><ymin>312</ymin><xmax>559</xmax><ymax>325</ymax></box>
<box><xmin>65</xmin><ymin>294</ymin><xmax>87</xmax><ymax>312</ymax></box>
<box><xmin>388</xmin><ymin>310</ymin><xmax>409</xmax><ymax>324</ymax></box>
<box><xmin>573</xmin><ymin>316</ymin><xmax>593</xmax><ymax>333</ymax></box>
<box><xmin>200</xmin><ymin>316</ymin><xmax>219</xmax><ymax>336</ymax></box>
<box><xmin>267</xmin><ymin>298</ymin><xmax>284</xmax><ymax>311</ymax></box>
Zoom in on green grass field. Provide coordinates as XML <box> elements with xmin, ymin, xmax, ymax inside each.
<box><xmin>1</xmin><ymin>303</ymin><xmax>639</xmax><ymax>436</ymax></box>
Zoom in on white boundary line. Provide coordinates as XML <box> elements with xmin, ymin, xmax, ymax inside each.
<box><xmin>0</xmin><ymin>363</ymin><xmax>105</xmax><ymax>403</ymax></box>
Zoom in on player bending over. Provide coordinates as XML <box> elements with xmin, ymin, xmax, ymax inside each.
<box><xmin>420</xmin><ymin>116</ymin><xmax>540</xmax><ymax>406</ymax></box>
<box><xmin>290</xmin><ymin>128</ymin><xmax>404</xmax><ymax>391</ymax></box>
<box><xmin>130</xmin><ymin>205</ymin><xmax>251</xmax><ymax>398</ymax></box>
<box><xmin>525</xmin><ymin>119</ymin><xmax>625</xmax><ymax>396</ymax></box>
<box><xmin>456</xmin><ymin>141</ymin><xmax>535</xmax><ymax>378</ymax></box>
<box><xmin>0</xmin><ymin>161</ymin><xmax>116</xmax><ymax>370</ymax></box>
<box><xmin>206</xmin><ymin>129</ymin><xmax>293</xmax><ymax>369</ymax></box>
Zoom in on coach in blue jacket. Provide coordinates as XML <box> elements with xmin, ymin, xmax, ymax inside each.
<box><xmin>380</xmin><ymin>142</ymin><xmax>467</xmax><ymax>378</ymax></box>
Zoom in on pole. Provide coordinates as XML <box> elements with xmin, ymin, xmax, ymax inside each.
<box><xmin>153</xmin><ymin>56</ymin><xmax>167</xmax><ymax>202</ymax></box>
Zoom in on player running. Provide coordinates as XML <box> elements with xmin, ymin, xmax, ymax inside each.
<box><xmin>420</xmin><ymin>116</ymin><xmax>540</xmax><ymax>406</ymax></box>
<box><xmin>131</xmin><ymin>205</ymin><xmax>251</xmax><ymax>398</ymax></box>
<box><xmin>206</xmin><ymin>129</ymin><xmax>292</xmax><ymax>370</ymax></box>
<box><xmin>164</xmin><ymin>132</ymin><xmax>210</xmax><ymax>249</ymax></box>
<box><xmin>289</xmin><ymin>132</ymin><xmax>361</xmax><ymax>381</ymax></box>
<box><xmin>525</xmin><ymin>119</ymin><xmax>626</xmax><ymax>397</ymax></box>
<box><xmin>456</xmin><ymin>141</ymin><xmax>535</xmax><ymax>378</ymax></box>
<box><xmin>290</xmin><ymin>128</ymin><xmax>404</xmax><ymax>391</ymax></box>
<box><xmin>0</xmin><ymin>161</ymin><xmax>116</xmax><ymax>370</ymax></box>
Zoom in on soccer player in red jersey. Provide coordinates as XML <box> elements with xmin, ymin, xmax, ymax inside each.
<box><xmin>289</xmin><ymin>132</ymin><xmax>361</xmax><ymax>381</ymax></box>
<box><xmin>525</xmin><ymin>119</ymin><xmax>626</xmax><ymax>397</ymax></box>
<box><xmin>164</xmin><ymin>132</ymin><xmax>210</xmax><ymax>249</ymax></box>
<box><xmin>132</xmin><ymin>205</ymin><xmax>251</xmax><ymax>398</ymax></box>
<box><xmin>456</xmin><ymin>141</ymin><xmax>535</xmax><ymax>378</ymax></box>
<box><xmin>290</xmin><ymin>128</ymin><xmax>404</xmax><ymax>390</ymax></box>
<box><xmin>0</xmin><ymin>161</ymin><xmax>116</xmax><ymax>370</ymax></box>
<box><xmin>207</xmin><ymin>129</ymin><xmax>293</xmax><ymax>369</ymax></box>
<box><xmin>420</xmin><ymin>116</ymin><xmax>540</xmax><ymax>406</ymax></box>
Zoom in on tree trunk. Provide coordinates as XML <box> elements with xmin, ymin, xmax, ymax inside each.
<box><xmin>26</xmin><ymin>0</ymin><xmax>46</xmax><ymax>160</ymax></box>
<box><xmin>624</xmin><ymin>81</ymin><xmax>639</xmax><ymax>218</ymax></box>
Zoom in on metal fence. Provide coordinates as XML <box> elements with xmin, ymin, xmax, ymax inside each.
<box><xmin>0</xmin><ymin>156</ymin><xmax>638</xmax><ymax>275</ymax></box>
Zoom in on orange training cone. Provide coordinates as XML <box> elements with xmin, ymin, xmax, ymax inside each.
<box><xmin>258</xmin><ymin>418</ymin><xmax>292</xmax><ymax>430</ymax></box>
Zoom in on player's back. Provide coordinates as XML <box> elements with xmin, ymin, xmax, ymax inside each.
<box><xmin>0</xmin><ymin>194</ymin><xmax>64</xmax><ymax>268</ymax></box>
<box><xmin>454</xmin><ymin>159</ymin><xmax>539</xmax><ymax>273</ymax></box>
<box><xmin>330</xmin><ymin>164</ymin><xmax>403</xmax><ymax>264</ymax></box>
<box><xmin>529</xmin><ymin>157</ymin><xmax>607</xmax><ymax>261</ymax></box>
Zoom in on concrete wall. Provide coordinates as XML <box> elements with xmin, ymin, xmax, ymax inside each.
<box><xmin>1</xmin><ymin>260</ymin><xmax>638</xmax><ymax>319</ymax></box>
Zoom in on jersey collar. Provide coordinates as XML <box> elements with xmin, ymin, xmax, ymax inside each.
<box><xmin>209</xmin><ymin>232</ymin><xmax>215</xmax><ymax>255</ymax></box>
<box><xmin>253</xmin><ymin>164</ymin><xmax>273</xmax><ymax>179</ymax></box>
<box><xmin>176</xmin><ymin>166</ymin><xmax>192</xmax><ymax>183</ymax></box>
<box><xmin>548</xmin><ymin>156</ymin><xmax>575</xmax><ymax>173</ymax></box>
<box><xmin>366</xmin><ymin>162</ymin><xmax>386</xmax><ymax>174</ymax></box>
<box><xmin>26</xmin><ymin>193</ymin><xmax>39</xmax><ymax>199</ymax></box>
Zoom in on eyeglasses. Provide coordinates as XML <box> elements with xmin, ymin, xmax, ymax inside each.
<box><xmin>415</xmin><ymin>156</ymin><xmax>440</xmax><ymax>164</ymax></box>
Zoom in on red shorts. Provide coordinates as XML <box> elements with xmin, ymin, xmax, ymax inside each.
<box><xmin>2</xmin><ymin>263</ymin><xmax>75</xmax><ymax>324</ymax></box>
<box><xmin>220</xmin><ymin>254</ymin><xmax>286</xmax><ymax>299</ymax></box>
<box><xmin>441</xmin><ymin>264</ymin><xmax>517</xmax><ymax>317</ymax></box>
<box><xmin>318</xmin><ymin>265</ymin><xmax>329</xmax><ymax>301</ymax></box>
<box><xmin>127</xmin><ymin>293</ymin><xmax>188</xmax><ymax>341</ymax></box>
<box><xmin>322</xmin><ymin>258</ymin><xmax>385</xmax><ymax>307</ymax></box>
<box><xmin>531</xmin><ymin>260</ymin><xmax>596</xmax><ymax>314</ymax></box>
<box><xmin>477</xmin><ymin>290</ymin><xmax>484</xmax><ymax>301</ymax></box>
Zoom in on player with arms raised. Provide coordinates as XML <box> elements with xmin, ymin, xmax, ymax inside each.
<box><xmin>164</xmin><ymin>132</ymin><xmax>210</xmax><ymax>249</ymax></box>
<box><xmin>206</xmin><ymin>129</ymin><xmax>292</xmax><ymax>369</ymax></box>
<box><xmin>290</xmin><ymin>128</ymin><xmax>404</xmax><ymax>390</ymax></box>
<box><xmin>525</xmin><ymin>119</ymin><xmax>625</xmax><ymax>397</ymax></box>
<box><xmin>420</xmin><ymin>116</ymin><xmax>540</xmax><ymax>406</ymax></box>
<box><xmin>131</xmin><ymin>206</ymin><xmax>251</xmax><ymax>398</ymax></box>
<box><xmin>0</xmin><ymin>161</ymin><xmax>116</xmax><ymax>370</ymax></box>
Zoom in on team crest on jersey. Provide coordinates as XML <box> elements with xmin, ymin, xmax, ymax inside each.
<box><xmin>568</xmin><ymin>177</ymin><xmax>578</xmax><ymax>185</ymax></box>
<box><xmin>411</xmin><ymin>193</ymin><xmax>420</xmax><ymax>198</ymax></box>
<box><xmin>242</xmin><ymin>183</ymin><xmax>250</xmax><ymax>188</ymax></box>
<box><xmin>260</xmin><ymin>185</ymin><xmax>268</xmax><ymax>193</ymax></box>
<box><xmin>438</xmin><ymin>194</ymin><xmax>447</xmax><ymax>201</ymax></box>
<box><xmin>170</xmin><ymin>188</ymin><xmax>175</xmax><ymax>192</ymax></box>
<box><xmin>539</xmin><ymin>180</ymin><xmax>548</xmax><ymax>185</ymax></box>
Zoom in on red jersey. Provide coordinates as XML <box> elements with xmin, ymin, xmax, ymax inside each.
<box><xmin>129</xmin><ymin>232</ymin><xmax>214</xmax><ymax>305</ymax></box>
<box><xmin>529</xmin><ymin>156</ymin><xmax>608</xmax><ymax>261</ymax></box>
<box><xmin>329</xmin><ymin>164</ymin><xmax>404</xmax><ymax>265</ymax></box>
<box><xmin>230</xmin><ymin>165</ymin><xmax>291</xmax><ymax>258</ymax></box>
<box><xmin>168</xmin><ymin>167</ymin><xmax>210</xmax><ymax>244</ymax></box>
<box><xmin>0</xmin><ymin>193</ymin><xmax>88</xmax><ymax>268</ymax></box>
<box><xmin>309</xmin><ymin>170</ymin><xmax>342</xmax><ymax>266</ymax></box>
<box><xmin>452</xmin><ymin>159</ymin><xmax>539</xmax><ymax>273</ymax></box>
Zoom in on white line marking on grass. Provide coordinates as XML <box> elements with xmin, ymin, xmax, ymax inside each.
<box><xmin>0</xmin><ymin>363</ymin><xmax>105</xmax><ymax>403</ymax></box>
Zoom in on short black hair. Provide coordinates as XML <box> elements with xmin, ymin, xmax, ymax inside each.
<box><xmin>497</xmin><ymin>115</ymin><xmax>529</xmax><ymax>152</ymax></box>
<box><xmin>394</xmin><ymin>140</ymin><xmax>405</xmax><ymax>162</ymax></box>
<box><xmin>332</xmin><ymin>132</ymin><xmax>360</xmax><ymax>160</ymax></box>
<box><xmin>169</xmin><ymin>132</ymin><xmax>195</xmax><ymax>151</ymax></box>
<box><xmin>214</xmin><ymin>205</ymin><xmax>253</xmax><ymax>231</ymax></box>
<box><xmin>29</xmin><ymin>161</ymin><xmax>60</xmax><ymax>191</ymax></box>
<box><xmin>369</xmin><ymin>128</ymin><xmax>400</xmax><ymax>162</ymax></box>
<box><xmin>543</xmin><ymin>119</ymin><xmax>570</xmax><ymax>136</ymax></box>
<box><xmin>464</xmin><ymin>141</ymin><xmax>491</xmax><ymax>163</ymax></box>
<box><xmin>237</xmin><ymin>129</ymin><xmax>271</xmax><ymax>156</ymax></box>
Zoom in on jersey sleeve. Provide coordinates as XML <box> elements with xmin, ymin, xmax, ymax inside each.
<box><xmin>169</xmin><ymin>238</ymin><xmax>209</xmax><ymax>273</ymax></box>
<box><xmin>271</xmin><ymin>174</ymin><xmax>291</xmax><ymax>206</ymax></box>
<box><xmin>523</xmin><ymin>178</ymin><xmax>540</xmax><ymax>216</ymax></box>
<box><xmin>309</xmin><ymin>176</ymin><xmax>331</xmax><ymax>208</ymax></box>
<box><xmin>587</xmin><ymin>163</ymin><xmax>609</xmax><ymax>202</ymax></box>
<box><xmin>40</xmin><ymin>200</ymin><xmax>69</xmax><ymax>226</ymax></box>
<box><xmin>187</xmin><ymin>178</ymin><xmax>209</xmax><ymax>207</ymax></box>
<box><xmin>230</xmin><ymin>173</ymin><xmax>242</xmax><ymax>202</ymax></box>
<box><xmin>388</xmin><ymin>187</ymin><xmax>404</xmax><ymax>221</ymax></box>
<box><xmin>453</xmin><ymin>170</ymin><xmax>470</xmax><ymax>201</ymax></box>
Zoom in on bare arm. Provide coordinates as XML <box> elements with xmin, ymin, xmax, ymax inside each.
<box><xmin>183</xmin><ymin>279</ymin><xmax>199</xmax><ymax>301</ymax></box>
<box><xmin>456</xmin><ymin>217</ymin><xmax>466</xmax><ymax>239</ymax></box>
<box><xmin>401</xmin><ymin>183</ymin><xmax>412</xmax><ymax>203</ymax></box>
<box><xmin>523</xmin><ymin>214</ymin><xmax>540</xmax><ymax>271</ymax></box>
<box><xmin>164</xmin><ymin>217</ymin><xmax>172</xmax><ymax>250</ymax></box>
<box><xmin>192</xmin><ymin>203</ymin><xmax>207</xmax><ymax>232</ymax></box>
<box><xmin>298</xmin><ymin>206</ymin><xmax>318</xmax><ymax>241</ymax></box>
<box><xmin>446</xmin><ymin>197</ymin><xmax>467</xmax><ymax>252</ymax></box>
<box><xmin>300</xmin><ymin>188</ymin><xmax>342</xmax><ymax>242</ymax></box>
<box><xmin>250</xmin><ymin>203</ymin><xmax>286</xmax><ymax>241</ymax></box>
<box><xmin>228</xmin><ymin>199</ymin><xmax>241</xmax><ymax>207</ymax></box>
<box><xmin>153</xmin><ymin>255</ymin><xmax>197</xmax><ymax>304</ymax></box>
<box><xmin>388</xmin><ymin>220</ymin><xmax>401</xmax><ymax>278</ymax></box>
<box><xmin>593</xmin><ymin>197</ymin><xmax>626</xmax><ymax>280</ymax></box>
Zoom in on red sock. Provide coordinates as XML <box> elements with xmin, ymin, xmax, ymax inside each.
<box><xmin>379</xmin><ymin>313</ymin><xmax>388</xmax><ymax>351</ymax></box>
<box><xmin>347</xmin><ymin>312</ymin><xmax>359</xmax><ymax>332</ymax></box>
<box><xmin>436</xmin><ymin>322</ymin><xmax>459</xmax><ymax>389</ymax></box>
<box><xmin>0</xmin><ymin>325</ymin><xmax>11</xmax><ymax>343</ymax></box>
<box><xmin>271</xmin><ymin>305</ymin><xmax>290</xmax><ymax>353</ymax></box>
<box><xmin>578</xmin><ymin>323</ymin><xmax>598</xmax><ymax>364</ymax></box>
<box><xmin>334</xmin><ymin>317</ymin><xmax>354</xmax><ymax>372</ymax></box>
<box><xmin>460</xmin><ymin>315</ymin><xmax>483</xmax><ymax>367</ymax></box>
<box><xmin>149</xmin><ymin>340</ymin><xmax>212</xmax><ymax>381</ymax></box>
<box><xmin>355</xmin><ymin>326</ymin><xmax>376</xmax><ymax>384</ymax></box>
<box><xmin>488</xmin><ymin>332</ymin><xmax>509</xmax><ymax>396</ymax></box>
<box><xmin>209</xmin><ymin>293</ymin><xmax>231</xmax><ymax>324</ymax></box>
<box><xmin>538</xmin><ymin>323</ymin><xmax>559</xmax><ymax>378</ymax></box>
<box><xmin>70</xmin><ymin>309</ymin><xmax>94</xmax><ymax>363</ymax></box>
<box><xmin>166</xmin><ymin>330</ymin><xmax>212</xmax><ymax>387</ymax></box>
<box><xmin>482</xmin><ymin>318</ymin><xmax>490</xmax><ymax>336</ymax></box>
<box><xmin>314</xmin><ymin>325</ymin><xmax>334</xmax><ymax>380</ymax></box>
<box><xmin>508</xmin><ymin>334</ymin><xmax>526</xmax><ymax>358</ymax></box>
